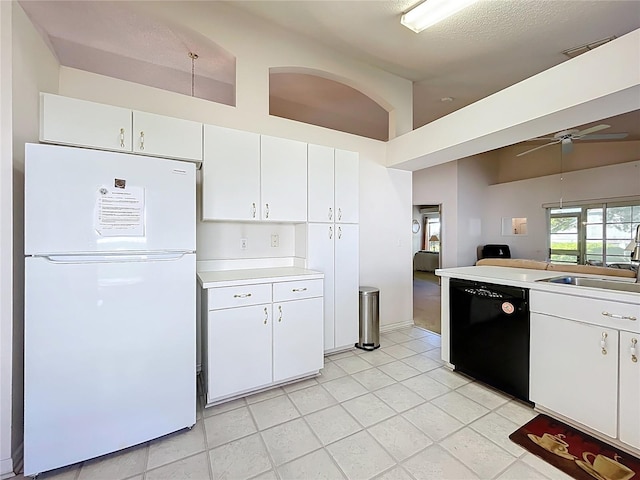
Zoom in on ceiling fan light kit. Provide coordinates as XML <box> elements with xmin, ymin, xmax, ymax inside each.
<box><xmin>401</xmin><ymin>0</ymin><xmax>479</xmax><ymax>33</ymax></box>
<box><xmin>516</xmin><ymin>124</ymin><xmax>629</xmax><ymax>157</ymax></box>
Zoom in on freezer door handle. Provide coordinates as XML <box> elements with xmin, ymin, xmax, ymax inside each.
<box><xmin>38</xmin><ymin>253</ymin><xmax>190</xmax><ymax>263</ymax></box>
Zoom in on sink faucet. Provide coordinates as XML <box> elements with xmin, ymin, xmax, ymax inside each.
<box><xmin>632</xmin><ymin>224</ymin><xmax>640</xmax><ymax>282</ymax></box>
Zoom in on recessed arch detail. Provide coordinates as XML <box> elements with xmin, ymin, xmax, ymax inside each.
<box><xmin>269</xmin><ymin>67</ymin><xmax>391</xmax><ymax>141</ymax></box>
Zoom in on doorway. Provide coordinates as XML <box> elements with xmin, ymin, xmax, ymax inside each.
<box><xmin>412</xmin><ymin>205</ymin><xmax>442</xmax><ymax>334</ymax></box>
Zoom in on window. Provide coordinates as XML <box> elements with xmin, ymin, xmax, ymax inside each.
<box><xmin>548</xmin><ymin>201</ymin><xmax>640</xmax><ymax>266</ymax></box>
<box><xmin>423</xmin><ymin>217</ymin><xmax>440</xmax><ymax>252</ymax></box>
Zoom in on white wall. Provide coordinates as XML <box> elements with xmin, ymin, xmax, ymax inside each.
<box><xmin>8</xmin><ymin>3</ymin><xmax>59</xmax><ymax>473</ymax></box>
<box><xmin>0</xmin><ymin>2</ymin><xmax>13</xmax><ymax>477</ymax></box>
<box><xmin>56</xmin><ymin>2</ymin><xmax>414</xmax><ymax>330</ymax></box>
<box><xmin>483</xmin><ymin>161</ymin><xmax>640</xmax><ymax>260</ymax></box>
<box><xmin>412</xmin><ymin>161</ymin><xmax>458</xmax><ymax>269</ymax></box>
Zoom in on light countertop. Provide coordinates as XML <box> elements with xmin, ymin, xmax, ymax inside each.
<box><xmin>198</xmin><ymin>267</ymin><xmax>323</xmax><ymax>289</ymax></box>
<box><xmin>436</xmin><ymin>266</ymin><xmax>640</xmax><ymax>304</ymax></box>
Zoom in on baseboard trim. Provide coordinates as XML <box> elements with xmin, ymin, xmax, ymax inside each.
<box><xmin>380</xmin><ymin>320</ymin><xmax>414</xmax><ymax>333</ymax></box>
<box><xmin>1</xmin><ymin>450</ymin><xmax>16</xmax><ymax>479</ymax></box>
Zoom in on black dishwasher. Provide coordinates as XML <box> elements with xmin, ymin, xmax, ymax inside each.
<box><xmin>450</xmin><ymin>278</ymin><xmax>530</xmax><ymax>402</ymax></box>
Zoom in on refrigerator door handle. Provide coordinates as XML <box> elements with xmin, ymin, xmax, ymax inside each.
<box><xmin>39</xmin><ymin>253</ymin><xmax>191</xmax><ymax>263</ymax></box>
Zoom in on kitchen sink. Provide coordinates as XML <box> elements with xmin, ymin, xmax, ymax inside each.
<box><xmin>537</xmin><ymin>276</ymin><xmax>640</xmax><ymax>294</ymax></box>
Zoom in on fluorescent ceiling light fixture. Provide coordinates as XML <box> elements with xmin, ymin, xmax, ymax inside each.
<box><xmin>401</xmin><ymin>0</ymin><xmax>479</xmax><ymax>33</ymax></box>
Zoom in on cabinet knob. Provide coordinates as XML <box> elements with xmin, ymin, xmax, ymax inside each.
<box><xmin>338</xmin><ymin>207</ymin><xmax>342</xmax><ymax>221</ymax></box>
<box><xmin>329</xmin><ymin>226</ymin><xmax>333</xmax><ymax>240</ymax></box>
<box><xmin>252</xmin><ymin>203</ymin><xmax>256</xmax><ymax>219</ymax></box>
<box><xmin>601</xmin><ymin>311</ymin><xmax>637</xmax><ymax>321</ymax></box>
<box><xmin>600</xmin><ymin>332</ymin><xmax>608</xmax><ymax>355</ymax></box>
<box><xmin>631</xmin><ymin>338</ymin><xmax>638</xmax><ymax>363</ymax></box>
<box><xmin>119</xmin><ymin>128</ymin><xmax>125</xmax><ymax>148</ymax></box>
<box><xmin>233</xmin><ymin>293</ymin><xmax>252</xmax><ymax>298</ymax></box>
<box><xmin>139</xmin><ymin>131</ymin><xmax>145</xmax><ymax>151</ymax></box>
<box><xmin>329</xmin><ymin>207</ymin><xmax>333</xmax><ymax>221</ymax></box>
<box><xmin>278</xmin><ymin>305</ymin><xmax>283</xmax><ymax>322</ymax></box>
<box><xmin>264</xmin><ymin>307</ymin><xmax>268</xmax><ymax>325</ymax></box>
<box><xmin>265</xmin><ymin>203</ymin><xmax>269</xmax><ymax>219</ymax></box>
<box><xmin>338</xmin><ymin>226</ymin><xmax>342</xmax><ymax>239</ymax></box>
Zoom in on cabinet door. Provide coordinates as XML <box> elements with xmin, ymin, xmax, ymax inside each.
<box><xmin>273</xmin><ymin>298</ymin><xmax>324</xmax><ymax>382</ymax></box>
<box><xmin>334</xmin><ymin>224</ymin><xmax>359</xmax><ymax>350</ymax></box>
<box><xmin>133</xmin><ymin>111</ymin><xmax>202</xmax><ymax>162</ymax></box>
<box><xmin>619</xmin><ymin>330</ymin><xmax>640</xmax><ymax>449</ymax></box>
<box><xmin>261</xmin><ymin>135</ymin><xmax>307</xmax><ymax>222</ymax></box>
<box><xmin>334</xmin><ymin>149</ymin><xmax>359</xmax><ymax>224</ymax></box>
<box><xmin>202</xmin><ymin>125</ymin><xmax>260</xmax><ymax>221</ymax></box>
<box><xmin>307</xmin><ymin>224</ymin><xmax>336</xmax><ymax>351</ymax></box>
<box><xmin>530</xmin><ymin>313</ymin><xmax>618</xmax><ymax>438</ymax></box>
<box><xmin>208</xmin><ymin>304</ymin><xmax>272</xmax><ymax>401</ymax></box>
<box><xmin>308</xmin><ymin>144</ymin><xmax>335</xmax><ymax>223</ymax></box>
<box><xmin>40</xmin><ymin>93</ymin><xmax>132</xmax><ymax>152</ymax></box>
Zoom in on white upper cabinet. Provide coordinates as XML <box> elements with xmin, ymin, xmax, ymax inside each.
<box><xmin>39</xmin><ymin>93</ymin><xmax>203</xmax><ymax>163</ymax></box>
<box><xmin>40</xmin><ymin>93</ymin><xmax>132</xmax><ymax>152</ymax></box>
<box><xmin>335</xmin><ymin>149</ymin><xmax>359</xmax><ymax>224</ymax></box>
<box><xmin>132</xmin><ymin>111</ymin><xmax>202</xmax><ymax>162</ymax></box>
<box><xmin>308</xmin><ymin>146</ymin><xmax>359</xmax><ymax>224</ymax></box>
<box><xmin>260</xmin><ymin>135</ymin><xmax>307</xmax><ymax>222</ymax></box>
<box><xmin>202</xmin><ymin>125</ymin><xmax>261</xmax><ymax>221</ymax></box>
<box><xmin>308</xmin><ymin>144</ymin><xmax>335</xmax><ymax>223</ymax></box>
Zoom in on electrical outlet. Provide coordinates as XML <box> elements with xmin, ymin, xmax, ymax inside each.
<box><xmin>240</xmin><ymin>238</ymin><xmax>248</xmax><ymax>250</ymax></box>
<box><xmin>271</xmin><ymin>234</ymin><xmax>279</xmax><ymax>248</ymax></box>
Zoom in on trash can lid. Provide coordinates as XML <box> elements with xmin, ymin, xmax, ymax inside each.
<box><xmin>359</xmin><ymin>286</ymin><xmax>379</xmax><ymax>295</ymax></box>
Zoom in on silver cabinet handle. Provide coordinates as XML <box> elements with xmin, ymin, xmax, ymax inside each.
<box><xmin>139</xmin><ymin>131</ymin><xmax>145</xmax><ymax>150</ymax></box>
<box><xmin>233</xmin><ymin>293</ymin><xmax>252</xmax><ymax>298</ymax></box>
<box><xmin>601</xmin><ymin>332</ymin><xmax>608</xmax><ymax>355</ymax></box>
<box><xmin>252</xmin><ymin>203</ymin><xmax>256</xmax><ymax>219</ymax></box>
<box><xmin>631</xmin><ymin>338</ymin><xmax>638</xmax><ymax>363</ymax></box>
<box><xmin>329</xmin><ymin>207</ymin><xmax>333</xmax><ymax>221</ymax></box>
<box><xmin>292</xmin><ymin>287</ymin><xmax>307</xmax><ymax>292</ymax></box>
<box><xmin>338</xmin><ymin>226</ymin><xmax>342</xmax><ymax>239</ymax></box>
<box><xmin>265</xmin><ymin>203</ymin><xmax>269</xmax><ymax>219</ymax></box>
<box><xmin>278</xmin><ymin>305</ymin><xmax>283</xmax><ymax>323</ymax></box>
<box><xmin>338</xmin><ymin>207</ymin><xmax>342</xmax><ymax>221</ymax></box>
<box><xmin>329</xmin><ymin>226</ymin><xmax>333</xmax><ymax>239</ymax></box>
<box><xmin>602</xmin><ymin>311</ymin><xmax>637</xmax><ymax>321</ymax></box>
<box><xmin>264</xmin><ymin>307</ymin><xmax>268</xmax><ymax>325</ymax></box>
<box><xmin>120</xmin><ymin>128</ymin><xmax>125</xmax><ymax>148</ymax></box>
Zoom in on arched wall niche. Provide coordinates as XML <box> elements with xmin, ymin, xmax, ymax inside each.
<box><xmin>269</xmin><ymin>66</ymin><xmax>391</xmax><ymax>141</ymax></box>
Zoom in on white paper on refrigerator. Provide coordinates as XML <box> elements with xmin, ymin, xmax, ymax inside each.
<box><xmin>95</xmin><ymin>185</ymin><xmax>145</xmax><ymax>236</ymax></box>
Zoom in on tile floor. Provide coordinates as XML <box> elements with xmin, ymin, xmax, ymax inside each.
<box><xmin>12</xmin><ymin>326</ymin><xmax>571</xmax><ymax>480</ymax></box>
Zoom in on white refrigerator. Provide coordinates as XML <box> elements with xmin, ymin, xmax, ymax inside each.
<box><xmin>23</xmin><ymin>143</ymin><xmax>197</xmax><ymax>476</ymax></box>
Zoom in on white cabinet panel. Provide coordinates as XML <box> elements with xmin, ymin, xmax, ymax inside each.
<box><xmin>207</xmin><ymin>283</ymin><xmax>272</xmax><ymax>309</ymax></box>
<box><xmin>619</xmin><ymin>330</ymin><xmax>640</xmax><ymax>449</ymax></box>
<box><xmin>307</xmin><ymin>224</ymin><xmax>336</xmax><ymax>350</ymax></box>
<box><xmin>273</xmin><ymin>279</ymin><xmax>323</xmax><ymax>302</ymax></box>
<box><xmin>334</xmin><ymin>224</ymin><xmax>359</xmax><ymax>349</ymax></box>
<box><xmin>40</xmin><ymin>93</ymin><xmax>132</xmax><ymax>152</ymax></box>
<box><xmin>273</xmin><ymin>297</ymin><xmax>324</xmax><ymax>382</ymax></box>
<box><xmin>308</xmin><ymin>144</ymin><xmax>335</xmax><ymax>223</ymax></box>
<box><xmin>133</xmin><ymin>111</ymin><xmax>202</xmax><ymax>162</ymax></box>
<box><xmin>334</xmin><ymin>149</ymin><xmax>359</xmax><ymax>224</ymax></box>
<box><xmin>530</xmin><ymin>313</ymin><xmax>618</xmax><ymax>438</ymax></box>
<box><xmin>208</xmin><ymin>304</ymin><xmax>272</xmax><ymax>401</ymax></box>
<box><xmin>261</xmin><ymin>135</ymin><xmax>307</xmax><ymax>222</ymax></box>
<box><xmin>202</xmin><ymin>125</ymin><xmax>260</xmax><ymax>221</ymax></box>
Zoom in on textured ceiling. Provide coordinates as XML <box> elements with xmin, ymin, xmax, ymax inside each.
<box><xmin>19</xmin><ymin>0</ymin><xmax>640</xmax><ymax>142</ymax></box>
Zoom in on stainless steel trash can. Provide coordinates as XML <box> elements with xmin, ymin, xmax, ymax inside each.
<box><xmin>356</xmin><ymin>287</ymin><xmax>380</xmax><ymax>351</ymax></box>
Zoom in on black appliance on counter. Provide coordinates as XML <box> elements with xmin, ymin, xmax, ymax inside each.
<box><xmin>449</xmin><ymin>278</ymin><xmax>530</xmax><ymax>402</ymax></box>
<box><xmin>480</xmin><ymin>244</ymin><xmax>511</xmax><ymax>259</ymax></box>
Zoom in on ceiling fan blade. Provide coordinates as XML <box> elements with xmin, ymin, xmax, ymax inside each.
<box><xmin>578</xmin><ymin>132</ymin><xmax>629</xmax><ymax>141</ymax></box>
<box><xmin>574</xmin><ymin>124</ymin><xmax>610</xmax><ymax>137</ymax></box>
<box><xmin>516</xmin><ymin>140</ymin><xmax>560</xmax><ymax>157</ymax></box>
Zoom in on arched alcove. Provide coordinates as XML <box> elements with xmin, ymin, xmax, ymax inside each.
<box><xmin>20</xmin><ymin>1</ymin><xmax>236</xmax><ymax>106</ymax></box>
<box><xmin>269</xmin><ymin>68</ymin><xmax>390</xmax><ymax>141</ymax></box>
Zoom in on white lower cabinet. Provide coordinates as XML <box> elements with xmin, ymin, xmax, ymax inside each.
<box><xmin>201</xmin><ymin>273</ymin><xmax>323</xmax><ymax>405</ymax></box>
<box><xmin>530</xmin><ymin>290</ymin><xmax>640</xmax><ymax>452</ymax></box>
<box><xmin>307</xmin><ymin>223</ymin><xmax>359</xmax><ymax>352</ymax></box>
<box><xmin>530</xmin><ymin>312</ymin><xmax>619</xmax><ymax>438</ymax></box>
<box><xmin>619</xmin><ymin>330</ymin><xmax>640</xmax><ymax>449</ymax></box>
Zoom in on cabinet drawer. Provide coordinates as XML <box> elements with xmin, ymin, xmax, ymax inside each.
<box><xmin>531</xmin><ymin>291</ymin><xmax>639</xmax><ymax>332</ymax></box>
<box><xmin>207</xmin><ymin>284</ymin><xmax>272</xmax><ymax>310</ymax></box>
<box><xmin>273</xmin><ymin>279</ymin><xmax>323</xmax><ymax>302</ymax></box>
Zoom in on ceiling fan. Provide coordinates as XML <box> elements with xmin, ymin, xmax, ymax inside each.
<box><xmin>516</xmin><ymin>124</ymin><xmax>629</xmax><ymax>157</ymax></box>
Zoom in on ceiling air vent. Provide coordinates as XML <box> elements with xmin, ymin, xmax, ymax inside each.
<box><xmin>562</xmin><ymin>36</ymin><xmax>617</xmax><ymax>58</ymax></box>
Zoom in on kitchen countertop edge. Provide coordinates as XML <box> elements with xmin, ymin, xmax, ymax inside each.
<box><xmin>198</xmin><ymin>267</ymin><xmax>324</xmax><ymax>289</ymax></box>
